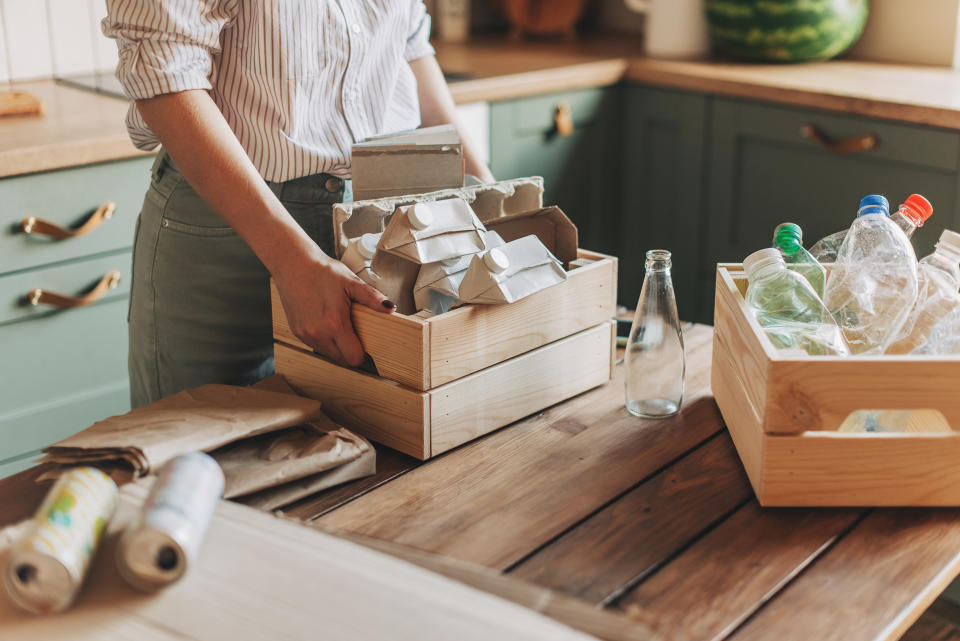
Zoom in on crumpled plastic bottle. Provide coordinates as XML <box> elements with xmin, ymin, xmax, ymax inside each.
<box><xmin>887</xmin><ymin>229</ymin><xmax>960</xmax><ymax>354</ymax></box>
<box><xmin>743</xmin><ymin>248</ymin><xmax>850</xmax><ymax>356</ymax></box>
<box><xmin>822</xmin><ymin>194</ymin><xmax>919</xmax><ymax>355</ymax></box>
<box><xmin>809</xmin><ymin>193</ymin><xmax>932</xmax><ymax>263</ymax></box>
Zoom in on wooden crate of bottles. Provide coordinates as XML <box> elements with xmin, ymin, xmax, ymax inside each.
<box><xmin>712</xmin><ymin>263</ymin><xmax>960</xmax><ymax>507</ymax></box>
<box><xmin>272</xmin><ymin>249</ymin><xmax>617</xmax><ymax>460</ymax></box>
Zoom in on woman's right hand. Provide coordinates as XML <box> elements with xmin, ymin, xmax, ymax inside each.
<box><xmin>273</xmin><ymin>248</ymin><xmax>395</xmax><ymax>367</ymax></box>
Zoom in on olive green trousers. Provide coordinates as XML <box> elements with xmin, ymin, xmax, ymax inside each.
<box><xmin>128</xmin><ymin>152</ymin><xmax>345</xmax><ymax>407</ymax></box>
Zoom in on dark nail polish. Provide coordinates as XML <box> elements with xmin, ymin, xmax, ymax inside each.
<box><xmin>383</xmin><ymin>300</ymin><xmax>396</xmax><ymax>310</ymax></box>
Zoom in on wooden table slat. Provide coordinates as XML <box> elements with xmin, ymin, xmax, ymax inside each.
<box><xmin>729</xmin><ymin>509</ymin><xmax>960</xmax><ymax>641</ymax></box>
<box><xmin>508</xmin><ymin>433</ymin><xmax>752</xmax><ymax>604</ymax></box>
<box><xmin>615</xmin><ymin>502</ymin><xmax>863</xmax><ymax>641</ymax></box>
<box><xmin>315</xmin><ymin>327</ymin><xmax>720</xmax><ymax>569</ymax></box>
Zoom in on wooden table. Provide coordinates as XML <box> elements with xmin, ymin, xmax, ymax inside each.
<box><xmin>4</xmin><ymin>324</ymin><xmax>960</xmax><ymax>641</ymax></box>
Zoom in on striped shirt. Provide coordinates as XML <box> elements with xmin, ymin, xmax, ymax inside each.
<box><xmin>102</xmin><ymin>1</ymin><xmax>434</xmax><ymax>182</ymax></box>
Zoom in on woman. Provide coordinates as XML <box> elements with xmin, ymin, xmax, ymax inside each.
<box><xmin>103</xmin><ymin>1</ymin><xmax>493</xmax><ymax>407</ymax></box>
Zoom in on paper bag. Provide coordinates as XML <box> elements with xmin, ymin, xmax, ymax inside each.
<box><xmin>211</xmin><ymin>412</ymin><xmax>370</xmax><ymax>499</ymax></box>
<box><xmin>41</xmin><ymin>385</ymin><xmax>326</xmax><ymax>476</ymax></box>
<box><xmin>459</xmin><ymin>235</ymin><xmax>568</xmax><ymax>305</ymax></box>
<box><xmin>379</xmin><ymin>198</ymin><xmax>486</xmax><ymax>264</ymax></box>
<box><xmin>235</xmin><ymin>440</ymin><xmax>376</xmax><ymax>512</ymax></box>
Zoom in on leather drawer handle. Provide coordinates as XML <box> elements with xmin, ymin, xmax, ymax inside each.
<box><xmin>26</xmin><ymin>271</ymin><xmax>121</xmax><ymax>309</ymax></box>
<box><xmin>554</xmin><ymin>102</ymin><xmax>574</xmax><ymax>137</ymax></box>
<box><xmin>801</xmin><ymin>123</ymin><xmax>878</xmax><ymax>154</ymax></box>
<box><xmin>20</xmin><ymin>201</ymin><xmax>116</xmax><ymax>240</ymax></box>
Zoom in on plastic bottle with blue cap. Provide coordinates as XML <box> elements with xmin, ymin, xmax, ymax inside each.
<box><xmin>823</xmin><ymin>194</ymin><xmax>920</xmax><ymax>354</ymax></box>
<box><xmin>810</xmin><ymin>194</ymin><xmax>932</xmax><ymax>262</ymax></box>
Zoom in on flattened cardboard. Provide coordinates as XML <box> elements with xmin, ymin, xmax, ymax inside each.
<box><xmin>333</xmin><ymin>177</ymin><xmax>544</xmax><ymax>259</ymax></box>
<box><xmin>459</xmin><ymin>235</ymin><xmax>568</xmax><ymax>305</ymax></box>
<box><xmin>351</xmin><ymin>124</ymin><xmax>463</xmax><ymax>201</ymax></box>
<box><xmin>485</xmin><ymin>206</ymin><xmax>579</xmax><ymax>266</ymax></box>
<box><xmin>379</xmin><ymin>198</ymin><xmax>486</xmax><ymax>264</ymax></box>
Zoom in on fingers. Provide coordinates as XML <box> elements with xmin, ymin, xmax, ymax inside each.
<box><xmin>347</xmin><ymin>277</ymin><xmax>396</xmax><ymax>314</ymax></box>
<box><xmin>332</xmin><ymin>305</ymin><xmax>366</xmax><ymax>367</ymax></box>
<box><xmin>311</xmin><ymin>337</ymin><xmax>348</xmax><ymax>368</ymax></box>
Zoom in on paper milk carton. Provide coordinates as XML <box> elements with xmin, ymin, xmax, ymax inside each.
<box><xmin>459</xmin><ymin>235</ymin><xmax>567</xmax><ymax>305</ymax></box>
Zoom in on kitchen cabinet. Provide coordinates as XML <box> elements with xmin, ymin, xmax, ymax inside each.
<box><xmin>489</xmin><ymin>86</ymin><xmax>622</xmax><ymax>260</ymax></box>
<box><xmin>0</xmin><ymin>156</ymin><xmax>153</xmax><ymax>478</ymax></box>
<box><xmin>620</xmin><ymin>85</ymin><xmax>707</xmax><ymax>318</ymax></box>
<box><xmin>704</xmin><ymin>97</ymin><xmax>960</xmax><ymax>321</ymax></box>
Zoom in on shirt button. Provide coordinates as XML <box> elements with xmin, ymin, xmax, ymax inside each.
<box><xmin>352</xmin><ymin>24</ymin><xmax>361</xmax><ymax>34</ymax></box>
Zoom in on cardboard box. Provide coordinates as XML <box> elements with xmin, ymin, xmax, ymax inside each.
<box><xmin>351</xmin><ymin>125</ymin><xmax>464</xmax><ymax>201</ymax></box>
<box><xmin>333</xmin><ymin>177</ymin><xmax>544</xmax><ymax>259</ymax></box>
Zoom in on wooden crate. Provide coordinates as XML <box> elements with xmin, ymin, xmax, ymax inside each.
<box><xmin>273</xmin><ymin>250</ymin><xmax>617</xmax><ymax>391</ymax></box>
<box><xmin>712</xmin><ymin>264</ymin><xmax>960</xmax><ymax>507</ymax></box>
<box><xmin>277</xmin><ymin>321</ymin><xmax>615</xmax><ymax>459</ymax></box>
<box><xmin>272</xmin><ymin>250</ymin><xmax>618</xmax><ymax>459</ymax></box>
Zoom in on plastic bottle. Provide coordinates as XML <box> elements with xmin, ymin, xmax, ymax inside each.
<box><xmin>625</xmin><ymin>250</ymin><xmax>685</xmax><ymax>419</ymax></box>
<box><xmin>888</xmin><ymin>229</ymin><xmax>960</xmax><ymax>354</ymax></box>
<box><xmin>823</xmin><ymin>195</ymin><xmax>920</xmax><ymax>355</ymax></box>
<box><xmin>743</xmin><ymin>248</ymin><xmax>849</xmax><ymax>356</ymax></box>
<box><xmin>809</xmin><ymin>193</ymin><xmax>932</xmax><ymax>263</ymax></box>
<box><xmin>772</xmin><ymin>223</ymin><xmax>826</xmax><ymax>297</ymax></box>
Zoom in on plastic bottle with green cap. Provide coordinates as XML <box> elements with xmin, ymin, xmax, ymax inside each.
<box><xmin>743</xmin><ymin>248</ymin><xmax>849</xmax><ymax>356</ymax></box>
<box><xmin>823</xmin><ymin>194</ymin><xmax>920</xmax><ymax>354</ymax></box>
<box><xmin>772</xmin><ymin>223</ymin><xmax>826</xmax><ymax>297</ymax></box>
<box><xmin>810</xmin><ymin>193</ymin><xmax>933</xmax><ymax>262</ymax></box>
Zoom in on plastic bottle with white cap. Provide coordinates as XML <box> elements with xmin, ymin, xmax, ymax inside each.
<box><xmin>887</xmin><ymin>228</ymin><xmax>960</xmax><ymax>354</ymax></box>
<box><xmin>743</xmin><ymin>248</ymin><xmax>849</xmax><ymax>356</ymax></box>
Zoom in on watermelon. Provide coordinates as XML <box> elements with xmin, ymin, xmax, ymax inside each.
<box><xmin>705</xmin><ymin>0</ymin><xmax>869</xmax><ymax>62</ymax></box>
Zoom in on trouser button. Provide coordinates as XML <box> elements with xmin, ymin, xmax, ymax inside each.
<box><xmin>325</xmin><ymin>177</ymin><xmax>343</xmax><ymax>192</ymax></box>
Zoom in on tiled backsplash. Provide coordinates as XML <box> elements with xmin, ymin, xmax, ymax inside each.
<box><xmin>0</xmin><ymin>0</ymin><xmax>118</xmax><ymax>84</ymax></box>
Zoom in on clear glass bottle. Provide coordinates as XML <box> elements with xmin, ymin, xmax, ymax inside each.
<box><xmin>625</xmin><ymin>250</ymin><xmax>685</xmax><ymax>418</ymax></box>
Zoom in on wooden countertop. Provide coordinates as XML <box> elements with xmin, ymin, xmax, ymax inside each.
<box><xmin>438</xmin><ymin>36</ymin><xmax>960</xmax><ymax>130</ymax></box>
<box><xmin>7</xmin><ymin>36</ymin><xmax>960</xmax><ymax>179</ymax></box>
<box><xmin>0</xmin><ymin>80</ymin><xmax>151</xmax><ymax>179</ymax></box>
<box><xmin>3</xmin><ymin>324</ymin><xmax>959</xmax><ymax>641</ymax></box>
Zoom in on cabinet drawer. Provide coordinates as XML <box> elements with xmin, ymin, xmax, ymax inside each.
<box><xmin>504</xmin><ymin>87</ymin><xmax>613</xmax><ymax>135</ymax></box>
<box><xmin>0</xmin><ymin>285</ymin><xmax>129</xmax><ymax>460</ymax></box>
<box><xmin>1</xmin><ymin>156</ymin><xmax>153</xmax><ymax>275</ymax></box>
<box><xmin>0</xmin><ymin>251</ymin><xmax>131</xmax><ymax>325</ymax></box>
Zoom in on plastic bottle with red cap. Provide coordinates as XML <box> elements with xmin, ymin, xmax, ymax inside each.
<box><xmin>809</xmin><ymin>193</ymin><xmax>933</xmax><ymax>263</ymax></box>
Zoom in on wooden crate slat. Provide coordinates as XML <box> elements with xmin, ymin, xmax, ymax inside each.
<box><xmin>507</xmin><ymin>434</ymin><xmax>753</xmax><ymax>603</ymax></box>
<box><xmin>615</xmin><ymin>502</ymin><xmax>862</xmax><ymax>641</ymax></box>
<box><xmin>729</xmin><ymin>509</ymin><xmax>960</xmax><ymax>641</ymax></box>
<box><xmin>314</xmin><ymin>326</ymin><xmax>720</xmax><ymax>569</ymax></box>
<box><xmin>430</xmin><ymin>321</ymin><xmax>615</xmax><ymax>456</ymax></box>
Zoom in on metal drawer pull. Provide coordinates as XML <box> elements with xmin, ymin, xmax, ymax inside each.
<box><xmin>801</xmin><ymin>123</ymin><xmax>878</xmax><ymax>154</ymax></box>
<box><xmin>20</xmin><ymin>201</ymin><xmax>116</xmax><ymax>239</ymax></box>
<box><xmin>554</xmin><ymin>102</ymin><xmax>574</xmax><ymax>137</ymax></box>
<box><xmin>26</xmin><ymin>271</ymin><xmax>121</xmax><ymax>309</ymax></box>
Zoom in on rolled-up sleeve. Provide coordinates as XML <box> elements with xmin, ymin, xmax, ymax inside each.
<box><xmin>404</xmin><ymin>1</ymin><xmax>435</xmax><ymax>62</ymax></box>
<box><xmin>102</xmin><ymin>0</ymin><xmax>239</xmax><ymax>100</ymax></box>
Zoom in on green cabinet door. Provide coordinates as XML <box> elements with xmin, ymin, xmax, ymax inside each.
<box><xmin>621</xmin><ymin>86</ymin><xmax>707</xmax><ymax>321</ymax></box>
<box><xmin>705</xmin><ymin>97</ymin><xmax>960</xmax><ymax>322</ymax></box>
<box><xmin>489</xmin><ymin>86</ymin><xmax>621</xmax><ymax>260</ymax></box>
